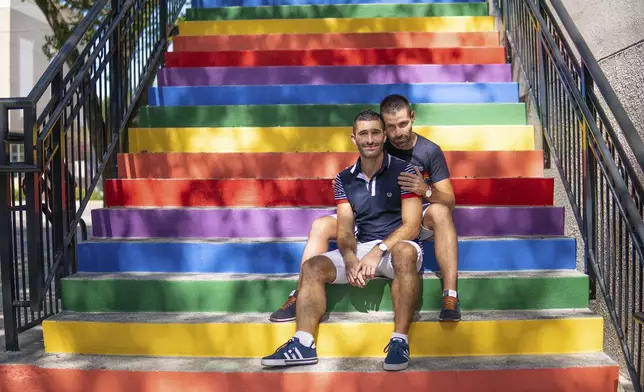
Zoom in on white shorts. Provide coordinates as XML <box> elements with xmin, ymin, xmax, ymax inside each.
<box><xmin>322</xmin><ymin>239</ymin><xmax>423</xmax><ymax>284</ymax></box>
<box><xmin>329</xmin><ymin>204</ymin><xmax>434</xmax><ymax>240</ymax></box>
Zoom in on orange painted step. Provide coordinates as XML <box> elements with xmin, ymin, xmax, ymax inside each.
<box><xmin>172</xmin><ymin>31</ymin><xmax>501</xmax><ymax>52</ymax></box>
<box><xmin>165</xmin><ymin>46</ymin><xmax>506</xmax><ymax>67</ymax></box>
<box><xmin>117</xmin><ymin>151</ymin><xmax>545</xmax><ymax>179</ymax></box>
<box><xmin>104</xmin><ymin>177</ymin><xmax>554</xmax><ymax>207</ymax></box>
<box><xmin>0</xmin><ymin>359</ymin><xmax>619</xmax><ymax>392</ymax></box>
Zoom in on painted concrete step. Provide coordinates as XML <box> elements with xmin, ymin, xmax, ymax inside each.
<box><xmin>176</xmin><ymin>16</ymin><xmax>496</xmax><ymax>36</ymax></box>
<box><xmin>0</xmin><ymin>353</ymin><xmax>619</xmax><ymax>392</ymax></box>
<box><xmin>75</xmin><ymin>237</ymin><xmax>575</xmax><ymax>273</ymax></box>
<box><xmin>138</xmin><ymin>102</ymin><xmax>526</xmax><ymax>127</ymax></box>
<box><xmin>185</xmin><ymin>2</ymin><xmax>489</xmax><ymax>20</ymax></box>
<box><xmin>192</xmin><ymin>0</ymin><xmax>489</xmax><ymax>6</ymax></box>
<box><xmin>42</xmin><ymin>310</ymin><xmax>603</xmax><ymax>357</ymax></box>
<box><xmin>172</xmin><ymin>32</ymin><xmax>501</xmax><ymax>51</ymax></box>
<box><xmin>148</xmin><ymin>83</ymin><xmax>519</xmax><ymax>107</ymax></box>
<box><xmin>61</xmin><ymin>270</ymin><xmax>588</xmax><ymax>313</ymax></box>
<box><xmin>165</xmin><ymin>47</ymin><xmax>507</xmax><ymax>68</ymax></box>
<box><xmin>156</xmin><ymin>64</ymin><xmax>513</xmax><ymax>86</ymax></box>
<box><xmin>117</xmin><ymin>151</ymin><xmax>545</xmax><ymax>179</ymax></box>
<box><xmin>103</xmin><ymin>178</ymin><xmax>554</xmax><ymax>207</ymax></box>
<box><xmin>91</xmin><ymin>206</ymin><xmax>565</xmax><ymax>239</ymax></box>
<box><xmin>128</xmin><ymin>125</ymin><xmax>534</xmax><ymax>153</ymax></box>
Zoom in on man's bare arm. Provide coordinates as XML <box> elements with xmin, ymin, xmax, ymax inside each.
<box><xmin>336</xmin><ymin>201</ymin><xmax>358</xmax><ymax>262</ymax></box>
<box><xmin>380</xmin><ymin>195</ymin><xmax>423</xmax><ymax>250</ymax></box>
<box><xmin>427</xmin><ymin>178</ymin><xmax>456</xmax><ymax>211</ymax></box>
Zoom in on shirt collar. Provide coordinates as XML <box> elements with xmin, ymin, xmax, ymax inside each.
<box><xmin>350</xmin><ymin>152</ymin><xmax>391</xmax><ymax>179</ymax></box>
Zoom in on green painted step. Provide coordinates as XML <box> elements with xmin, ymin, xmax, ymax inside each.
<box><xmin>137</xmin><ymin>103</ymin><xmax>527</xmax><ymax>128</ymax></box>
<box><xmin>185</xmin><ymin>3</ymin><xmax>489</xmax><ymax>21</ymax></box>
<box><xmin>61</xmin><ymin>271</ymin><xmax>588</xmax><ymax>313</ymax></box>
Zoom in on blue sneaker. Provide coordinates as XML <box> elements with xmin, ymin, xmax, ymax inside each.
<box><xmin>261</xmin><ymin>337</ymin><xmax>318</xmax><ymax>367</ymax></box>
<box><xmin>269</xmin><ymin>290</ymin><xmax>297</xmax><ymax>322</ymax></box>
<box><xmin>383</xmin><ymin>338</ymin><xmax>410</xmax><ymax>371</ymax></box>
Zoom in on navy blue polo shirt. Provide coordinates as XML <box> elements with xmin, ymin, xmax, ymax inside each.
<box><xmin>334</xmin><ymin>152</ymin><xmax>422</xmax><ymax>245</ymax></box>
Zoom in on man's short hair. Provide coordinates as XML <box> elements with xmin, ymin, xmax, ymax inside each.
<box><xmin>352</xmin><ymin>109</ymin><xmax>384</xmax><ymax>133</ymax></box>
<box><xmin>380</xmin><ymin>94</ymin><xmax>412</xmax><ymax>116</ymax></box>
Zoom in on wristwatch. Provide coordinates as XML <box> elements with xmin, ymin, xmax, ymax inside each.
<box><xmin>378</xmin><ymin>242</ymin><xmax>388</xmax><ymax>252</ymax></box>
<box><xmin>425</xmin><ymin>186</ymin><xmax>433</xmax><ymax>199</ymax></box>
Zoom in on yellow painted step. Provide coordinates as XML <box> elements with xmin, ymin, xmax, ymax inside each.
<box><xmin>178</xmin><ymin>16</ymin><xmax>496</xmax><ymax>36</ymax></box>
<box><xmin>43</xmin><ymin>314</ymin><xmax>603</xmax><ymax>358</ymax></box>
<box><xmin>128</xmin><ymin>125</ymin><xmax>536</xmax><ymax>153</ymax></box>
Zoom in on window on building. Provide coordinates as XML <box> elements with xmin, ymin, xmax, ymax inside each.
<box><xmin>10</xmin><ymin>144</ymin><xmax>25</xmax><ymax>162</ymax></box>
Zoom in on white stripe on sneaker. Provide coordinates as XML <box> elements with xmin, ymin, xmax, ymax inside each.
<box><xmin>293</xmin><ymin>347</ymin><xmax>304</xmax><ymax>359</ymax></box>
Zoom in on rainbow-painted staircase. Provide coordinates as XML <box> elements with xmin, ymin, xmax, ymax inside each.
<box><xmin>31</xmin><ymin>0</ymin><xmax>621</xmax><ymax>390</ymax></box>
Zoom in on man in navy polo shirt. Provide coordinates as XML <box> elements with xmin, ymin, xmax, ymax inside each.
<box><xmin>270</xmin><ymin>94</ymin><xmax>460</xmax><ymax>323</ymax></box>
<box><xmin>262</xmin><ymin>109</ymin><xmax>424</xmax><ymax>371</ymax></box>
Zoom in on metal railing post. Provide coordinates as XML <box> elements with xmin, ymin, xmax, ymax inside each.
<box><xmin>537</xmin><ymin>0</ymin><xmax>551</xmax><ymax>169</ymax></box>
<box><xmin>581</xmin><ymin>65</ymin><xmax>598</xmax><ymax>300</ymax></box>
<box><xmin>23</xmin><ymin>104</ymin><xmax>43</xmax><ymax>313</ymax></box>
<box><xmin>105</xmin><ymin>0</ymin><xmax>124</xmax><ymax>180</ymax></box>
<box><xmin>0</xmin><ymin>104</ymin><xmax>19</xmax><ymax>351</ymax></box>
<box><xmin>50</xmin><ymin>70</ymin><xmax>68</xmax><ymax>300</ymax></box>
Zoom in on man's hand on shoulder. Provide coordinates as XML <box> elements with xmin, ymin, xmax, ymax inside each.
<box><xmin>398</xmin><ymin>166</ymin><xmax>429</xmax><ymax>197</ymax></box>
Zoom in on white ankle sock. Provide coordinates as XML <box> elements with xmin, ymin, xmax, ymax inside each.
<box><xmin>391</xmin><ymin>332</ymin><xmax>408</xmax><ymax>343</ymax></box>
<box><xmin>294</xmin><ymin>331</ymin><xmax>314</xmax><ymax>347</ymax></box>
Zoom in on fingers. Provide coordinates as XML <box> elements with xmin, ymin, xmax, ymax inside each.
<box><xmin>347</xmin><ymin>267</ymin><xmax>364</xmax><ymax>287</ymax></box>
<box><xmin>357</xmin><ymin>262</ymin><xmax>376</xmax><ymax>280</ymax></box>
<box><xmin>398</xmin><ymin>172</ymin><xmax>416</xmax><ymax>180</ymax></box>
<box><xmin>414</xmin><ymin>166</ymin><xmax>423</xmax><ymax>177</ymax></box>
<box><xmin>398</xmin><ymin>179</ymin><xmax>418</xmax><ymax>187</ymax></box>
<box><xmin>355</xmin><ymin>270</ymin><xmax>366</xmax><ymax>287</ymax></box>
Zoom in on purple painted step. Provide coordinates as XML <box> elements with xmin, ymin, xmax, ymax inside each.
<box><xmin>156</xmin><ymin>64</ymin><xmax>512</xmax><ymax>86</ymax></box>
<box><xmin>92</xmin><ymin>206</ymin><xmax>564</xmax><ymax>238</ymax></box>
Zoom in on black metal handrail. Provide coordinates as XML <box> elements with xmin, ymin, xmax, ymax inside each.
<box><xmin>0</xmin><ymin>0</ymin><xmax>186</xmax><ymax>351</ymax></box>
<box><xmin>494</xmin><ymin>0</ymin><xmax>644</xmax><ymax>390</ymax></box>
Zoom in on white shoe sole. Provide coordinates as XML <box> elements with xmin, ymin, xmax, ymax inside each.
<box><xmin>383</xmin><ymin>361</ymin><xmax>409</xmax><ymax>371</ymax></box>
<box><xmin>261</xmin><ymin>357</ymin><xmax>319</xmax><ymax>367</ymax></box>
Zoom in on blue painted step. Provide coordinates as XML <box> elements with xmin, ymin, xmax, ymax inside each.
<box><xmin>149</xmin><ymin>83</ymin><xmax>520</xmax><ymax>106</ymax></box>
<box><xmin>77</xmin><ymin>237</ymin><xmax>576</xmax><ymax>273</ymax></box>
<box><xmin>193</xmin><ymin>0</ymin><xmax>487</xmax><ymax>6</ymax></box>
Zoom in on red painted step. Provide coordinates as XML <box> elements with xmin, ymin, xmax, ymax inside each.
<box><xmin>164</xmin><ymin>47</ymin><xmax>506</xmax><ymax>68</ymax></box>
<box><xmin>104</xmin><ymin>178</ymin><xmax>554</xmax><ymax>207</ymax></box>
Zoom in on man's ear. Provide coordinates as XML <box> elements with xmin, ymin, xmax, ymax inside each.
<box><xmin>410</xmin><ymin>111</ymin><xmax>416</xmax><ymax>123</ymax></box>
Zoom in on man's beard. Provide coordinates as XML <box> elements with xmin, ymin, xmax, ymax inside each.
<box><xmin>391</xmin><ymin>131</ymin><xmax>412</xmax><ymax>149</ymax></box>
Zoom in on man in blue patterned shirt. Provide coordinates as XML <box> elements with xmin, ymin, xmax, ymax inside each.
<box><xmin>262</xmin><ymin>109</ymin><xmax>423</xmax><ymax>371</ymax></box>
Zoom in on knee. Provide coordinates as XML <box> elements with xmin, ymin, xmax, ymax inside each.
<box><xmin>391</xmin><ymin>242</ymin><xmax>419</xmax><ymax>272</ymax></box>
<box><xmin>301</xmin><ymin>256</ymin><xmax>332</xmax><ymax>282</ymax></box>
<box><xmin>309</xmin><ymin>216</ymin><xmax>336</xmax><ymax>239</ymax></box>
<box><xmin>424</xmin><ymin>203</ymin><xmax>453</xmax><ymax>228</ymax></box>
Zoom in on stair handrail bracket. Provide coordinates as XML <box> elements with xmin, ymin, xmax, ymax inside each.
<box><xmin>0</xmin><ymin>0</ymin><xmax>186</xmax><ymax>352</ymax></box>
<box><xmin>493</xmin><ymin>0</ymin><xmax>644</xmax><ymax>390</ymax></box>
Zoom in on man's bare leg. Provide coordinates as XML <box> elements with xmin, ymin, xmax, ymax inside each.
<box><xmin>270</xmin><ymin>216</ymin><xmax>338</xmax><ymax>322</ymax></box>
<box><xmin>423</xmin><ymin>204</ymin><xmax>460</xmax><ymax>321</ymax></box>
<box><xmin>295</xmin><ymin>255</ymin><xmax>337</xmax><ymax>334</ymax></box>
<box><xmin>300</xmin><ymin>216</ymin><xmax>338</xmax><ymax>272</ymax></box>
<box><xmin>385</xmin><ymin>242</ymin><xmax>420</xmax><ymax>371</ymax></box>
<box><xmin>390</xmin><ymin>242</ymin><xmax>420</xmax><ymax>335</ymax></box>
<box><xmin>261</xmin><ymin>255</ymin><xmax>337</xmax><ymax>367</ymax></box>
